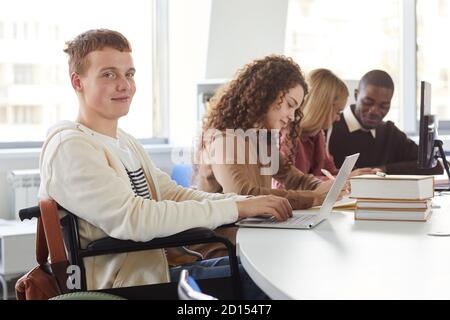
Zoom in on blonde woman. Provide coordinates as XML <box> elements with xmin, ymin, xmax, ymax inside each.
<box><xmin>280</xmin><ymin>69</ymin><xmax>377</xmax><ymax>181</ymax></box>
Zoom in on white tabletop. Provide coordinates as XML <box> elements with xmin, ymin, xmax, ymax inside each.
<box><xmin>0</xmin><ymin>219</ymin><xmax>36</xmax><ymax>237</ymax></box>
<box><xmin>237</xmin><ymin>193</ymin><xmax>450</xmax><ymax>300</ymax></box>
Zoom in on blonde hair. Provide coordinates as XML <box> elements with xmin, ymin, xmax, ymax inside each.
<box><xmin>300</xmin><ymin>69</ymin><xmax>349</xmax><ymax>135</ymax></box>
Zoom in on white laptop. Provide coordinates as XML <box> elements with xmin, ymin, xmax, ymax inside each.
<box><xmin>236</xmin><ymin>153</ymin><xmax>360</xmax><ymax>229</ymax></box>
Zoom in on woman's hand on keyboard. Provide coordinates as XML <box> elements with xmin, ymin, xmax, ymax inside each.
<box><xmin>236</xmin><ymin>195</ymin><xmax>292</xmax><ymax>221</ymax></box>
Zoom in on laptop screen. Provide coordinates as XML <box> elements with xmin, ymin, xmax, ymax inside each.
<box><xmin>314</xmin><ymin>153</ymin><xmax>359</xmax><ymax>222</ymax></box>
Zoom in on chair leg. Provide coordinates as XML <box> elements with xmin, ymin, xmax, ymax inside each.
<box><xmin>220</xmin><ymin>239</ymin><xmax>242</xmax><ymax>299</ymax></box>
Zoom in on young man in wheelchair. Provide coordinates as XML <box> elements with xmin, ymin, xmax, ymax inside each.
<box><xmin>39</xmin><ymin>29</ymin><xmax>292</xmax><ymax>299</ymax></box>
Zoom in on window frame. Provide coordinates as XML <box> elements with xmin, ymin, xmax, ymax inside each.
<box><xmin>0</xmin><ymin>0</ymin><xmax>170</xmax><ymax>149</ymax></box>
<box><xmin>410</xmin><ymin>0</ymin><xmax>450</xmax><ymax>135</ymax></box>
<box><xmin>402</xmin><ymin>0</ymin><xmax>417</xmax><ymax>135</ymax></box>
<box><xmin>152</xmin><ymin>0</ymin><xmax>170</xmax><ymax>140</ymax></box>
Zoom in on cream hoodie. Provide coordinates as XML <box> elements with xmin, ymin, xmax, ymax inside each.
<box><xmin>39</xmin><ymin>121</ymin><xmax>239</xmax><ymax>289</ymax></box>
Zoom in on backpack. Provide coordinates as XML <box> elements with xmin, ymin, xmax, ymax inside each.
<box><xmin>15</xmin><ymin>200</ymin><xmax>70</xmax><ymax>300</ymax></box>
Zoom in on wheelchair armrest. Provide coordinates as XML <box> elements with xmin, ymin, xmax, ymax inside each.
<box><xmin>18</xmin><ymin>205</ymin><xmax>41</xmax><ymax>221</ymax></box>
<box><xmin>85</xmin><ymin>227</ymin><xmax>225</xmax><ymax>256</ymax></box>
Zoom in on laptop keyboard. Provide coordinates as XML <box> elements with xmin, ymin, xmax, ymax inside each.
<box><xmin>265</xmin><ymin>214</ymin><xmax>317</xmax><ymax>225</ymax></box>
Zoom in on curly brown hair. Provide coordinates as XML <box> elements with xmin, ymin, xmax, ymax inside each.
<box><xmin>200</xmin><ymin>55</ymin><xmax>308</xmax><ymax>163</ymax></box>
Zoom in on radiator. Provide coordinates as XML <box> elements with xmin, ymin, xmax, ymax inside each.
<box><xmin>7</xmin><ymin>169</ymin><xmax>40</xmax><ymax>220</ymax></box>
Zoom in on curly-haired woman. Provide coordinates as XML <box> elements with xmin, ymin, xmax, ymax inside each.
<box><xmin>195</xmin><ymin>55</ymin><xmax>338</xmax><ymax>210</ymax></box>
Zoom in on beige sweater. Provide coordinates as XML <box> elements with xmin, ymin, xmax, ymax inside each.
<box><xmin>39</xmin><ymin>121</ymin><xmax>240</xmax><ymax>289</ymax></box>
<box><xmin>197</xmin><ymin>131</ymin><xmax>322</xmax><ymax>209</ymax></box>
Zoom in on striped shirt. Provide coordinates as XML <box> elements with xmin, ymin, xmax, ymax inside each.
<box><xmin>126</xmin><ymin>167</ymin><xmax>151</xmax><ymax>199</ymax></box>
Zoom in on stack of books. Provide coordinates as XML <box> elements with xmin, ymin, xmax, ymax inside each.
<box><xmin>350</xmin><ymin>174</ymin><xmax>434</xmax><ymax>222</ymax></box>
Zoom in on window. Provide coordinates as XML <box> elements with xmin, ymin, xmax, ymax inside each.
<box><xmin>14</xmin><ymin>64</ymin><xmax>36</xmax><ymax>85</ymax></box>
<box><xmin>417</xmin><ymin>0</ymin><xmax>450</xmax><ymax>123</ymax></box>
<box><xmin>12</xmin><ymin>105</ymin><xmax>41</xmax><ymax>124</ymax></box>
<box><xmin>0</xmin><ymin>105</ymin><xmax>6</xmax><ymax>123</ymax></box>
<box><xmin>0</xmin><ymin>0</ymin><xmax>159</xmax><ymax>144</ymax></box>
<box><xmin>285</xmin><ymin>0</ymin><xmax>402</xmax><ymax>124</ymax></box>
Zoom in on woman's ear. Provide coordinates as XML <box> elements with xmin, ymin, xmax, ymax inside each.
<box><xmin>274</xmin><ymin>92</ymin><xmax>286</xmax><ymax>110</ymax></box>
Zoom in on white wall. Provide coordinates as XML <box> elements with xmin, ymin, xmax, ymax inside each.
<box><xmin>206</xmin><ymin>0</ymin><xmax>289</xmax><ymax>79</ymax></box>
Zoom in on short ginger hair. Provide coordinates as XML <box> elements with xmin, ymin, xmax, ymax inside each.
<box><xmin>63</xmin><ymin>28</ymin><xmax>132</xmax><ymax>75</ymax></box>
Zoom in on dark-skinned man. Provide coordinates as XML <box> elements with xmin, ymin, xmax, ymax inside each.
<box><xmin>328</xmin><ymin>69</ymin><xmax>442</xmax><ymax>175</ymax></box>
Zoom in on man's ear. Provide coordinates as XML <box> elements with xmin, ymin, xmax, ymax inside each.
<box><xmin>70</xmin><ymin>72</ymin><xmax>83</xmax><ymax>92</ymax></box>
<box><xmin>354</xmin><ymin>89</ymin><xmax>358</xmax><ymax>102</ymax></box>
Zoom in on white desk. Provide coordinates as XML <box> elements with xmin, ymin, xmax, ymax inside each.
<box><xmin>0</xmin><ymin>219</ymin><xmax>36</xmax><ymax>299</ymax></box>
<box><xmin>237</xmin><ymin>194</ymin><xmax>450</xmax><ymax>299</ymax></box>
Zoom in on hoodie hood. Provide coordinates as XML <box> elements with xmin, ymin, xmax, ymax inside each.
<box><xmin>45</xmin><ymin>120</ymin><xmax>79</xmax><ymax>140</ymax></box>
<box><xmin>39</xmin><ymin>120</ymin><xmax>81</xmax><ymax>171</ymax></box>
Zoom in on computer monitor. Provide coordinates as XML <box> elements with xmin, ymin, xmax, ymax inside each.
<box><xmin>417</xmin><ymin>81</ymin><xmax>450</xmax><ymax>190</ymax></box>
<box><xmin>418</xmin><ymin>81</ymin><xmax>438</xmax><ymax>169</ymax></box>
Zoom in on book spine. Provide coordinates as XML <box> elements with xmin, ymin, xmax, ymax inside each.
<box><xmin>354</xmin><ymin>217</ymin><xmax>428</xmax><ymax>222</ymax></box>
<box><xmin>355</xmin><ymin>207</ymin><xmax>428</xmax><ymax>212</ymax></box>
<box><xmin>350</xmin><ymin>178</ymin><xmax>433</xmax><ymax>200</ymax></box>
<box><xmin>354</xmin><ymin>210</ymin><xmax>430</xmax><ymax>221</ymax></box>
